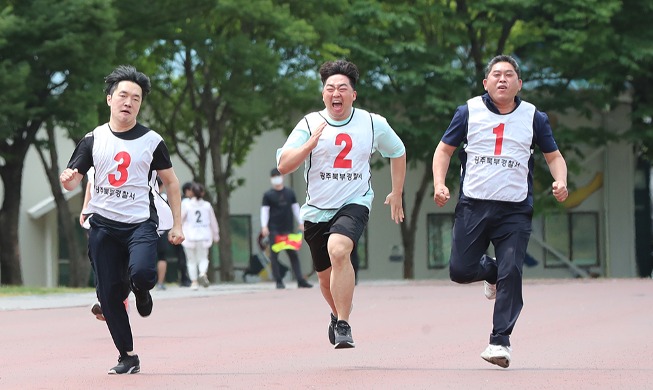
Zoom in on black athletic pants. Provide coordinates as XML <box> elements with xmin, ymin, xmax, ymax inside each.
<box><xmin>448</xmin><ymin>197</ymin><xmax>533</xmax><ymax>347</ymax></box>
<box><xmin>89</xmin><ymin>215</ymin><xmax>158</xmax><ymax>356</ymax></box>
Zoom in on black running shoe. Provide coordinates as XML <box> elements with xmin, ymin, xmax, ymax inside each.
<box><xmin>298</xmin><ymin>280</ymin><xmax>313</xmax><ymax>288</ymax></box>
<box><xmin>134</xmin><ymin>289</ymin><xmax>153</xmax><ymax>317</ymax></box>
<box><xmin>328</xmin><ymin>313</ymin><xmax>337</xmax><ymax>345</ymax></box>
<box><xmin>108</xmin><ymin>354</ymin><xmax>140</xmax><ymax>374</ymax></box>
<box><xmin>334</xmin><ymin>320</ymin><xmax>355</xmax><ymax>349</ymax></box>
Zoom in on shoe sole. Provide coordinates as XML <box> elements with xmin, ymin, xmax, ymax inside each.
<box><xmin>334</xmin><ymin>341</ymin><xmax>355</xmax><ymax>349</ymax></box>
<box><xmin>108</xmin><ymin>366</ymin><xmax>140</xmax><ymax>374</ymax></box>
<box><xmin>328</xmin><ymin>323</ymin><xmax>335</xmax><ymax>345</ymax></box>
<box><xmin>481</xmin><ymin>355</ymin><xmax>510</xmax><ymax>368</ymax></box>
<box><xmin>91</xmin><ymin>303</ymin><xmax>105</xmax><ymax>321</ymax></box>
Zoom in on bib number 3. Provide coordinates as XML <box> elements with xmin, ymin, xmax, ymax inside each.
<box><xmin>108</xmin><ymin>151</ymin><xmax>131</xmax><ymax>186</ymax></box>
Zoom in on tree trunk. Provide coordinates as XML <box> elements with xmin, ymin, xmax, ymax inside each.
<box><xmin>400</xmin><ymin>163</ymin><xmax>432</xmax><ymax>279</ymax></box>
<box><xmin>0</xmin><ymin>162</ymin><xmax>24</xmax><ymax>285</ymax></box>
<box><xmin>37</xmin><ymin>125</ymin><xmax>89</xmax><ymax>287</ymax></box>
<box><xmin>215</xmin><ymin>183</ymin><xmax>234</xmax><ymax>282</ymax></box>
<box><xmin>209</xmin><ymin>123</ymin><xmax>234</xmax><ymax>282</ymax></box>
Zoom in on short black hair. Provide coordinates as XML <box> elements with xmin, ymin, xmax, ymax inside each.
<box><xmin>182</xmin><ymin>181</ymin><xmax>193</xmax><ymax>192</ymax></box>
<box><xmin>104</xmin><ymin>65</ymin><xmax>151</xmax><ymax>98</ymax></box>
<box><xmin>270</xmin><ymin>168</ymin><xmax>281</xmax><ymax>177</ymax></box>
<box><xmin>485</xmin><ymin>55</ymin><xmax>521</xmax><ymax>79</ymax></box>
<box><xmin>319</xmin><ymin>60</ymin><xmax>359</xmax><ymax>89</ymax></box>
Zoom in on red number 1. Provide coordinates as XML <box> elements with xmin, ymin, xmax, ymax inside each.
<box><xmin>492</xmin><ymin>123</ymin><xmax>504</xmax><ymax>155</ymax></box>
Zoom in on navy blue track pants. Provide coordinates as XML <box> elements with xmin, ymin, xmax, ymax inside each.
<box><xmin>448</xmin><ymin>197</ymin><xmax>533</xmax><ymax>347</ymax></box>
<box><xmin>89</xmin><ymin>215</ymin><xmax>158</xmax><ymax>356</ymax></box>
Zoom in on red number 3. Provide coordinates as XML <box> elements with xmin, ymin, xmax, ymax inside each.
<box><xmin>334</xmin><ymin>133</ymin><xmax>353</xmax><ymax>168</ymax></box>
<box><xmin>108</xmin><ymin>151</ymin><xmax>131</xmax><ymax>187</ymax></box>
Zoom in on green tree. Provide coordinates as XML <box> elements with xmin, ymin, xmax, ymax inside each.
<box><xmin>0</xmin><ymin>0</ymin><xmax>117</xmax><ymax>285</ymax></box>
<box><xmin>113</xmin><ymin>0</ymin><xmax>342</xmax><ymax>280</ymax></box>
<box><xmin>339</xmin><ymin>0</ymin><xmax>621</xmax><ymax>278</ymax></box>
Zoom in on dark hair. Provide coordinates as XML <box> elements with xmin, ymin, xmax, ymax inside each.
<box><xmin>104</xmin><ymin>65</ymin><xmax>151</xmax><ymax>98</ymax></box>
<box><xmin>270</xmin><ymin>168</ymin><xmax>281</xmax><ymax>177</ymax></box>
<box><xmin>485</xmin><ymin>55</ymin><xmax>521</xmax><ymax>79</ymax></box>
<box><xmin>190</xmin><ymin>182</ymin><xmax>205</xmax><ymax>199</ymax></box>
<box><xmin>319</xmin><ymin>60</ymin><xmax>359</xmax><ymax>89</ymax></box>
<box><xmin>182</xmin><ymin>181</ymin><xmax>193</xmax><ymax>192</ymax></box>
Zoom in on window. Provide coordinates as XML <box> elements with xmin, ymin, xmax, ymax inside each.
<box><xmin>543</xmin><ymin>212</ymin><xmax>599</xmax><ymax>268</ymax></box>
<box><xmin>427</xmin><ymin>213</ymin><xmax>455</xmax><ymax>269</ymax></box>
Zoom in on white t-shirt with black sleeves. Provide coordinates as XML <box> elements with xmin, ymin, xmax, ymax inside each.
<box><xmin>66</xmin><ymin>122</ymin><xmax>173</xmax><ymax>225</ymax></box>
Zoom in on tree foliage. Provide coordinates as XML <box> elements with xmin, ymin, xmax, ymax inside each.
<box><xmin>0</xmin><ymin>0</ymin><xmax>117</xmax><ymax>285</ymax></box>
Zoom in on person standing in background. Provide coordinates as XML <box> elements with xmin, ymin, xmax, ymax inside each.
<box><xmin>174</xmin><ymin>182</ymin><xmax>194</xmax><ymax>287</ymax></box>
<box><xmin>181</xmin><ymin>182</ymin><xmax>220</xmax><ymax>290</ymax></box>
<box><xmin>261</xmin><ymin>168</ymin><xmax>313</xmax><ymax>289</ymax></box>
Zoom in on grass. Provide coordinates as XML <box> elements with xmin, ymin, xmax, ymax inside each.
<box><xmin>0</xmin><ymin>286</ymin><xmax>94</xmax><ymax>297</ymax></box>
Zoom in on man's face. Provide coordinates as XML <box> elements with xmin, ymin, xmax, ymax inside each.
<box><xmin>322</xmin><ymin>74</ymin><xmax>357</xmax><ymax>121</ymax></box>
<box><xmin>483</xmin><ymin>62</ymin><xmax>522</xmax><ymax>105</ymax></box>
<box><xmin>107</xmin><ymin>80</ymin><xmax>143</xmax><ymax>127</ymax></box>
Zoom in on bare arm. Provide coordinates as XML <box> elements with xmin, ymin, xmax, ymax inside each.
<box><xmin>432</xmin><ymin>141</ymin><xmax>456</xmax><ymax>207</ymax></box>
<box><xmin>544</xmin><ymin>150</ymin><xmax>568</xmax><ymax>202</ymax></box>
<box><xmin>384</xmin><ymin>152</ymin><xmax>406</xmax><ymax>223</ymax></box>
<box><xmin>157</xmin><ymin>168</ymin><xmax>185</xmax><ymax>245</ymax></box>
<box><xmin>59</xmin><ymin>168</ymin><xmax>83</xmax><ymax>192</ymax></box>
<box><xmin>277</xmin><ymin>122</ymin><xmax>326</xmax><ymax>174</ymax></box>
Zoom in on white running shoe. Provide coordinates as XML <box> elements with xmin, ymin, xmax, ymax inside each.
<box><xmin>199</xmin><ymin>274</ymin><xmax>210</xmax><ymax>288</ymax></box>
<box><xmin>480</xmin><ymin>344</ymin><xmax>512</xmax><ymax>368</ymax></box>
<box><xmin>484</xmin><ymin>281</ymin><xmax>496</xmax><ymax>300</ymax></box>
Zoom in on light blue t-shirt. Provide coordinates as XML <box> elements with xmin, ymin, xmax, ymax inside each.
<box><xmin>277</xmin><ymin>108</ymin><xmax>405</xmax><ymax>223</ymax></box>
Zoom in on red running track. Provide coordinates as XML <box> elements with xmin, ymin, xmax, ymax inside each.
<box><xmin>0</xmin><ymin>278</ymin><xmax>651</xmax><ymax>389</ymax></box>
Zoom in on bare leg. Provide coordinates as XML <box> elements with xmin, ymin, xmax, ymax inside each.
<box><xmin>157</xmin><ymin>260</ymin><xmax>167</xmax><ymax>285</ymax></box>
<box><xmin>317</xmin><ymin>268</ymin><xmax>336</xmax><ymax>314</ymax></box>
<box><xmin>327</xmin><ymin>233</ymin><xmax>355</xmax><ymax>322</ymax></box>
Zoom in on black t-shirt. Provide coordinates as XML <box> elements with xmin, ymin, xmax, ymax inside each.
<box><xmin>262</xmin><ymin>187</ymin><xmax>297</xmax><ymax>233</ymax></box>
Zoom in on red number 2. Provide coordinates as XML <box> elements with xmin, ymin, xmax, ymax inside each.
<box><xmin>108</xmin><ymin>151</ymin><xmax>131</xmax><ymax>186</ymax></box>
<box><xmin>334</xmin><ymin>133</ymin><xmax>353</xmax><ymax>168</ymax></box>
<box><xmin>492</xmin><ymin>123</ymin><xmax>504</xmax><ymax>155</ymax></box>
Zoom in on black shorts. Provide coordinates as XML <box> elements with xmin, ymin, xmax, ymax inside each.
<box><xmin>303</xmin><ymin>204</ymin><xmax>369</xmax><ymax>272</ymax></box>
<box><xmin>157</xmin><ymin>232</ymin><xmax>169</xmax><ymax>261</ymax></box>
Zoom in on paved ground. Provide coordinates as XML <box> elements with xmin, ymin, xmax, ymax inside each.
<box><xmin>0</xmin><ymin>278</ymin><xmax>651</xmax><ymax>389</ymax></box>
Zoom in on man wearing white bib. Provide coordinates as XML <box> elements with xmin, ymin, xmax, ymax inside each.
<box><xmin>277</xmin><ymin>60</ymin><xmax>406</xmax><ymax>349</ymax></box>
<box><xmin>60</xmin><ymin>65</ymin><xmax>184</xmax><ymax>374</ymax></box>
<box><xmin>432</xmin><ymin>55</ymin><xmax>568</xmax><ymax>368</ymax></box>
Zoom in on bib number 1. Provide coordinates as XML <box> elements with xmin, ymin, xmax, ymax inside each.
<box><xmin>492</xmin><ymin>123</ymin><xmax>504</xmax><ymax>155</ymax></box>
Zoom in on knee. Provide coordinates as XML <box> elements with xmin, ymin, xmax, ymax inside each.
<box><xmin>131</xmin><ymin>266</ymin><xmax>157</xmax><ymax>289</ymax></box>
<box><xmin>327</xmin><ymin>245</ymin><xmax>351</xmax><ymax>268</ymax></box>
<box><xmin>449</xmin><ymin>262</ymin><xmax>475</xmax><ymax>284</ymax></box>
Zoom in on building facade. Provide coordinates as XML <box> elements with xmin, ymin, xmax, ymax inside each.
<box><xmin>14</xmin><ymin>99</ymin><xmax>647</xmax><ymax>286</ymax></box>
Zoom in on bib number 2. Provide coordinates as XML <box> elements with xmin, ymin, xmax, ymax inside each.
<box><xmin>333</xmin><ymin>133</ymin><xmax>353</xmax><ymax>168</ymax></box>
